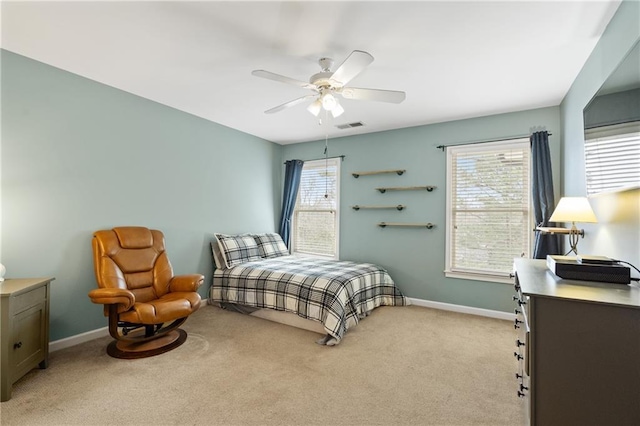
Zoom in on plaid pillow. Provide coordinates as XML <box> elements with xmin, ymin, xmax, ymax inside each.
<box><xmin>215</xmin><ymin>234</ymin><xmax>261</xmax><ymax>268</ymax></box>
<box><xmin>252</xmin><ymin>233</ymin><xmax>289</xmax><ymax>259</ymax></box>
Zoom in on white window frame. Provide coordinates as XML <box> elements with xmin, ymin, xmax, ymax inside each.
<box><xmin>291</xmin><ymin>158</ymin><xmax>340</xmax><ymax>259</ymax></box>
<box><xmin>445</xmin><ymin>138</ymin><xmax>532</xmax><ymax>284</ymax></box>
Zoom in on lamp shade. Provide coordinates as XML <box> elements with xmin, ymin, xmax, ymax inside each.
<box><xmin>549</xmin><ymin>197</ymin><xmax>597</xmax><ymax>223</ymax></box>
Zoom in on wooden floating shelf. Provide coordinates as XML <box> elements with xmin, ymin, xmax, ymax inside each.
<box><xmin>376</xmin><ymin>185</ymin><xmax>436</xmax><ymax>193</ymax></box>
<box><xmin>352</xmin><ymin>169</ymin><xmax>406</xmax><ymax>178</ymax></box>
<box><xmin>352</xmin><ymin>205</ymin><xmax>406</xmax><ymax>211</ymax></box>
<box><xmin>378</xmin><ymin>222</ymin><xmax>435</xmax><ymax>229</ymax></box>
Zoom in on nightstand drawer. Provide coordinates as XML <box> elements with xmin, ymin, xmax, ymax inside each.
<box><xmin>12</xmin><ymin>285</ymin><xmax>47</xmax><ymax>315</ymax></box>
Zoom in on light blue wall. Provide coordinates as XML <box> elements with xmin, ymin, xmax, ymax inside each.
<box><xmin>560</xmin><ymin>0</ymin><xmax>640</xmax><ymax>266</ymax></box>
<box><xmin>283</xmin><ymin>106</ymin><xmax>560</xmax><ymax>312</ymax></box>
<box><xmin>1</xmin><ymin>50</ymin><xmax>283</xmax><ymax>341</ymax></box>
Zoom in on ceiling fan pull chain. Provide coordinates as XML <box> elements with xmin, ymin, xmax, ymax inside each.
<box><xmin>325</xmin><ymin>110</ymin><xmax>330</xmax><ymax>199</ymax></box>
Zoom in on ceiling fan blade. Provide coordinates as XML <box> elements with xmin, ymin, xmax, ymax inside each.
<box><xmin>330</xmin><ymin>50</ymin><xmax>374</xmax><ymax>86</ymax></box>
<box><xmin>252</xmin><ymin>70</ymin><xmax>316</xmax><ymax>90</ymax></box>
<box><xmin>264</xmin><ymin>95</ymin><xmax>317</xmax><ymax>114</ymax></box>
<box><xmin>339</xmin><ymin>87</ymin><xmax>406</xmax><ymax>104</ymax></box>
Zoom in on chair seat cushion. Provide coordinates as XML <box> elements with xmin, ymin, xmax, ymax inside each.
<box><xmin>119</xmin><ymin>292</ymin><xmax>201</xmax><ymax>324</ymax></box>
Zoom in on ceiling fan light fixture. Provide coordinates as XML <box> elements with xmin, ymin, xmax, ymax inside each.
<box><xmin>321</xmin><ymin>92</ymin><xmax>337</xmax><ymax>111</ymax></box>
<box><xmin>307</xmin><ymin>99</ymin><xmax>322</xmax><ymax>117</ymax></box>
<box><xmin>331</xmin><ymin>102</ymin><xmax>344</xmax><ymax>118</ymax></box>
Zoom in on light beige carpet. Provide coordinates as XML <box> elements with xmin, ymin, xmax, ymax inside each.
<box><xmin>1</xmin><ymin>305</ymin><xmax>524</xmax><ymax>425</ymax></box>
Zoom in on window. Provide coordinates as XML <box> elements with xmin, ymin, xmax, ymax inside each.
<box><xmin>292</xmin><ymin>158</ymin><xmax>340</xmax><ymax>259</ymax></box>
<box><xmin>585</xmin><ymin>122</ymin><xmax>640</xmax><ymax>196</ymax></box>
<box><xmin>445</xmin><ymin>139</ymin><xmax>531</xmax><ymax>282</ymax></box>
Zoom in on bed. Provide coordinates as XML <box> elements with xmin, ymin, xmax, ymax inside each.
<box><xmin>208</xmin><ymin>233</ymin><xmax>408</xmax><ymax>345</ymax></box>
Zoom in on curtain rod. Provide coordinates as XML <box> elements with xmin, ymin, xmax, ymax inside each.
<box><xmin>436</xmin><ymin>132</ymin><xmax>552</xmax><ymax>151</ymax></box>
<box><xmin>284</xmin><ymin>155</ymin><xmax>345</xmax><ymax>164</ymax></box>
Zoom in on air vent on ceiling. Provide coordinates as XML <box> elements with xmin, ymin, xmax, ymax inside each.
<box><xmin>336</xmin><ymin>122</ymin><xmax>365</xmax><ymax>130</ymax></box>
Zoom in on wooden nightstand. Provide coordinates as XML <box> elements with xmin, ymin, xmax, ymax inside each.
<box><xmin>0</xmin><ymin>277</ymin><xmax>54</xmax><ymax>402</ymax></box>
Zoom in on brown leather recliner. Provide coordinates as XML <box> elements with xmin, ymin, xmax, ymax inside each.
<box><xmin>89</xmin><ymin>226</ymin><xmax>203</xmax><ymax>359</ymax></box>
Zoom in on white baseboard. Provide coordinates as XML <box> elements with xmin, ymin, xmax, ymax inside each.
<box><xmin>49</xmin><ymin>326</ymin><xmax>109</xmax><ymax>353</ymax></box>
<box><xmin>408</xmin><ymin>297</ymin><xmax>515</xmax><ymax>321</ymax></box>
<box><xmin>48</xmin><ymin>299</ymin><xmax>514</xmax><ymax>352</ymax></box>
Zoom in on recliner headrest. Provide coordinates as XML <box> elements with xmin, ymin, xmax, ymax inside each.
<box><xmin>113</xmin><ymin>227</ymin><xmax>154</xmax><ymax>249</ymax></box>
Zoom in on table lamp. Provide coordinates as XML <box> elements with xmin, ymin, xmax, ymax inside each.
<box><xmin>549</xmin><ymin>197</ymin><xmax>598</xmax><ymax>255</ymax></box>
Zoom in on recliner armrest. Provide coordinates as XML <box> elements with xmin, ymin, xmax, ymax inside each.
<box><xmin>88</xmin><ymin>288</ymin><xmax>135</xmax><ymax>311</ymax></box>
<box><xmin>169</xmin><ymin>274</ymin><xmax>204</xmax><ymax>293</ymax></box>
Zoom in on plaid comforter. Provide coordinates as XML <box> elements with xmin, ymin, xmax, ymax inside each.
<box><xmin>210</xmin><ymin>256</ymin><xmax>407</xmax><ymax>343</ymax></box>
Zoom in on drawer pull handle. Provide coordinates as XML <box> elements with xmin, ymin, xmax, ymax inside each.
<box><xmin>14</xmin><ymin>341</ymin><xmax>23</xmax><ymax>349</ymax></box>
<box><xmin>512</xmin><ymin>296</ymin><xmax>527</xmax><ymax>306</ymax></box>
<box><xmin>517</xmin><ymin>391</ymin><xmax>525</xmax><ymax>398</ymax></box>
<box><xmin>516</xmin><ymin>339</ymin><xmax>525</xmax><ymax>347</ymax></box>
<box><xmin>520</xmin><ymin>384</ymin><xmax>529</xmax><ymax>391</ymax></box>
<box><xmin>515</xmin><ymin>373</ymin><xmax>523</xmax><ymax>379</ymax></box>
<box><xmin>514</xmin><ymin>308</ymin><xmax>521</xmax><ymax>315</ymax></box>
<box><xmin>513</xmin><ymin>352</ymin><xmax>523</xmax><ymax>360</ymax></box>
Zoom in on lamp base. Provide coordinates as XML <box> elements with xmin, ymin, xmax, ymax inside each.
<box><xmin>568</xmin><ymin>223</ymin><xmax>582</xmax><ymax>254</ymax></box>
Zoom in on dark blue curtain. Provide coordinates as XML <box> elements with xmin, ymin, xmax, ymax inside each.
<box><xmin>278</xmin><ymin>159</ymin><xmax>304</xmax><ymax>248</ymax></box>
<box><xmin>531</xmin><ymin>131</ymin><xmax>560</xmax><ymax>258</ymax></box>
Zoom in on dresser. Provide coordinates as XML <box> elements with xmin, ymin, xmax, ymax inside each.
<box><xmin>0</xmin><ymin>277</ymin><xmax>54</xmax><ymax>402</ymax></box>
<box><xmin>513</xmin><ymin>259</ymin><xmax>640</xmax><ymax>426</ymax></box>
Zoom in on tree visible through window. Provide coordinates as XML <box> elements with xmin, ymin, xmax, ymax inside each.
<box><xmin>445</xmin><ymin>139</ymin><xmax>531</xmax><ymax>281</ymax></box>
<box><xmin>292</xmin><ymin>158</ymin><xmax>340</xmax><ymax>258</ymax></box>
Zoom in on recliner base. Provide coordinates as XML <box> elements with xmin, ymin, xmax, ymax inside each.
<box><xmin>106</xmin><ymin>329</ymin><xmax>187</xmax><ymax>359</ymax></box>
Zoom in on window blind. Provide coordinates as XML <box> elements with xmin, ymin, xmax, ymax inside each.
<box><xmin>585</xmin><ymin>122</ymin><xmax>640</xmax><ymax>196</ymax></box>
<box><xmin>292</xmin><ymin>158</ymin><xmax>340</xmax><ymax>258</ymax></box>
<box><xmin>447</xmin><ymin>140</ymin><xmax>531</xmax><ymax>277</ymax></box>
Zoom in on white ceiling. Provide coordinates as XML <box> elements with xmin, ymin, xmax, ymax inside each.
<box><xmin>1</xmin><ymin>1</ymin><xmax>621</xmax><ymax>145</ymax></box>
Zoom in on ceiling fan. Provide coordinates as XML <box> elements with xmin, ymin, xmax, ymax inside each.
<box><xmin>251</xmin><ymin>50</ymin><xmax>406</xmax><ymax>118</ymax></box>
